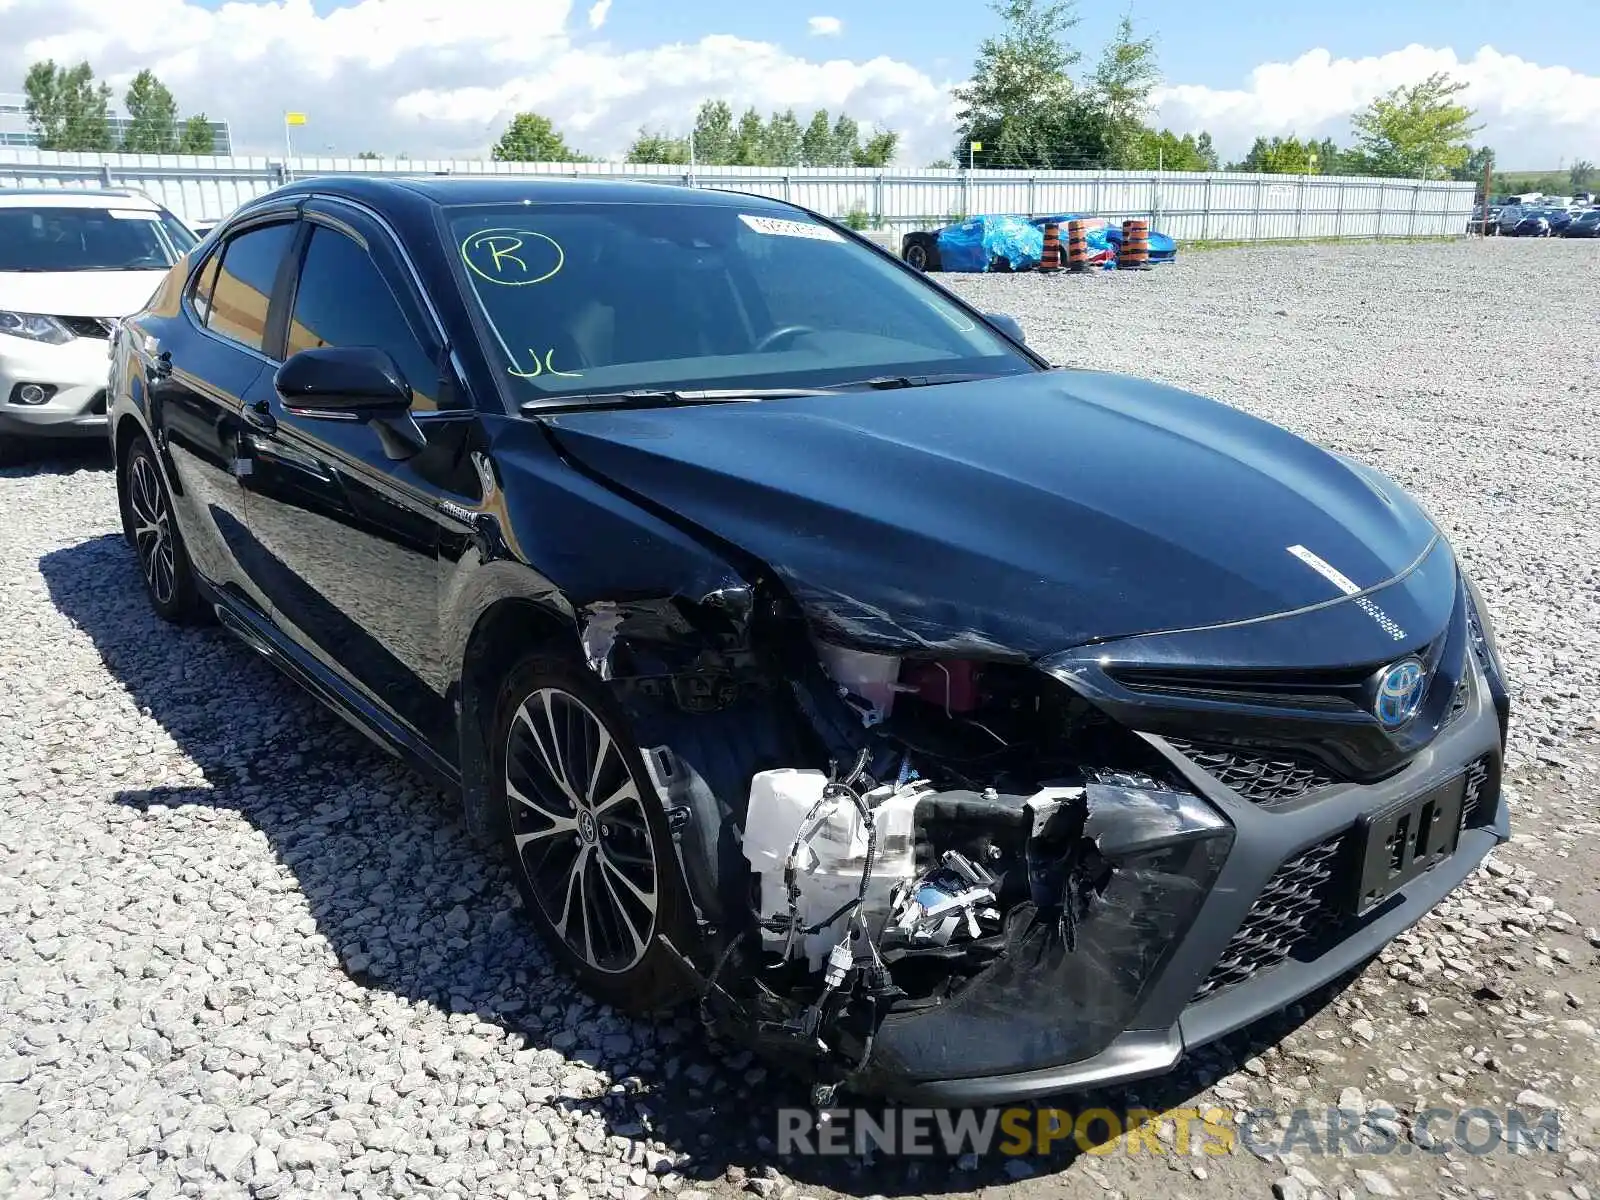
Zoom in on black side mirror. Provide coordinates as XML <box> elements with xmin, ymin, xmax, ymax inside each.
<box><xmin>274</xmin><ymin>346</ymin><xmax>426</xmax><ymax>460</ymax></box>
<box><xmin>984</xmin><ymin>311</ymin><xmax>1027</xmax><ymax>345</ymax></box>
<box><xmin>275</xmin><ymin>346</ymin><xmax>412</xmax><ymax>415</ymax></box>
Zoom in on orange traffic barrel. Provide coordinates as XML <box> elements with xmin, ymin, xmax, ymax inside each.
<box><xmin>1038</xmin><ymin>222</ymin><xmax>1061</xmax><ymax>272</ymax></box>
<box><xmin>1066</xmin><ymin>219</ymin><xmax>1089</xmax><ymax>271</ymax></box>
<box><xmin>1119</xmin><ymin>219</ymin><xmax>1150</xmax><ymax>270</ymax></box>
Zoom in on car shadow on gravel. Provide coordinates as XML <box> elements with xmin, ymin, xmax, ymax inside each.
<box><xmin>40</xmin><ymin>532</ymin><xmax>1354</xmax><ymax>1197</ymax></box>
<box><xmin>1</xmin><ymin>439</ymin><xmax>111</xmax><ymax>475</ymax></box>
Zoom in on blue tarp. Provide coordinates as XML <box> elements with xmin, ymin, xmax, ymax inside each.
<box><xmin>935</xmin><ymin>215</ymin><xmax>1045</xmax><ymax>272</ymax></box>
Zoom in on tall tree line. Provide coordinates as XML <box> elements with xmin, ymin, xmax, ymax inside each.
<box><xmin>624</xmin><ymin>101</ymin><xmax>897</xmax><ymax>168</ymax></box>
<box><xmin>23</xmin><ymin>61</ymin><xmax>217</xmax><ymax>154</ymax></box>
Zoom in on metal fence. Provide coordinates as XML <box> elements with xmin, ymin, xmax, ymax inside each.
<box><xmin>0</xmin><ymin>148</ymin><xmax>1477</xmax><ymax>242</ymax></box>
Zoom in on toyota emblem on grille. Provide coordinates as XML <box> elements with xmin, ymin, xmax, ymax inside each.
<box><xmin>1375</xmin><ymin>658</ymin><xmax>1426</xmax><ymax>727</ymax></box>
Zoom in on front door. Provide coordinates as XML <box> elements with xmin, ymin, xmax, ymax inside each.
<box><xmin>238</xmin><ymin>206</ymin><xmax>479</xmax><ymax>754</ymax></box>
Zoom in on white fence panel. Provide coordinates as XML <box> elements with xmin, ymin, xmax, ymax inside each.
<box><xmin>0</xmin><ymin>148</ymin><xmax>1477</xmax><ymax>245</ymax></box>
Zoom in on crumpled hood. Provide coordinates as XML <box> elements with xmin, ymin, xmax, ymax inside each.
<box><xmin>544</xmin><ymin>370</ymin><xmax>1439</xmax><ymax>657</ymax></box>
<box><xmin>0</xmin><ymin>270</ymin><xmax>166</xmax><ymax>319</ymax></box>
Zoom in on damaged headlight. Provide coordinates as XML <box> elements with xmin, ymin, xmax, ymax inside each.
<box><xmin>860</xmin><ymin>772</ymin><xmax>1234</xmax><ymax>1084</ymax></box>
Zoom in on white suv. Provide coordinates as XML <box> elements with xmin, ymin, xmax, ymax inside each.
<box><xmin>0</xmin><ymin>188</ymin><xmax>198</xmax><ymax>464</ymax></box>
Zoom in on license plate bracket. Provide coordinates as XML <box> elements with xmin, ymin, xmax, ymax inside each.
<box><xmin>1352</xmin><ymin>774</ymin><xmax>1466</xmax><ymax>916</ymax></box>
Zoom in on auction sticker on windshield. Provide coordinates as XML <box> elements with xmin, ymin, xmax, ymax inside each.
<box><xmin>107</xmin><ymin>210</ymin><xmax>160</xmax><ymax>220</ymax></box>
<box><xmin>738</xmin><ymin>214</ymin><xmax>843</xmax><ymax>241</ymax></box>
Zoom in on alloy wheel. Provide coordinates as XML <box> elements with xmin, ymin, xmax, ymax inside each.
<box><xmin>129</xmin><ymin>454</ymin><xmax>176</xmax><ymax>607</ymax></box>
<box><xmin>505</xmin><ymin>687</ymin><xmax>658</xmax><ymax>974</ymax></box>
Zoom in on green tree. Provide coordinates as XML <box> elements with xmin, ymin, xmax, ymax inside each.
<box><xmin>830</xmin><ymin>114</ymin><xmax>861</xmax><ymax>166</ymax></box>
<box><xmin>1195</xmin><ymin>130</ymin><xmax>1219</xmax><ymax>170</ymax></box>
<box><xmin>853</xmin><ymin>129</ymin><xmax>898</xmax><ymax>167</ymax></box>
<box><xmin>24</xmin><ymin>60</ymin><xmax>114</xmax><ymax>151</ymax></box>
<box><xmin>1311</xmin><ymin>137</ymin><xmax>1342</xmax><ymax>175</ymax></box>
<box><xmin>357</xmin><ymin>150</ymin><xmax>383</xmax><ymax>160</ymax></box>
<box><xmin>1234</xmin><ymin>135</ymin><xmax>1316</xmax><ymax>174</ymax></box>
<box><xmin>800</xmin><ymin>110</ymin><xmax>834</xmax><ymax>165</ymax></box>
<box><xmin>177</xmin><ymin>114</ymin><xmax>215</xmax><ymax>154</ymax></box>
<box><xmin>1092</xmin><ymin>13</ymin><xmax>1160</xmax><ymax>169</ymax></box>
<box><xmin>692</xmin><ymin>100</ymin><xmax>735</xmax><ymax>165</ymax></box>
<box><xmin>491</xmin><ymin>112</ymin><xmax>582</xmax><ymax>162</ymax></box>
<box><xmin>121</xmin><ymin>70</ymin><xmax>178</xmax><ymax>153</ymax></box>
<box><xmin>1348</xmin><ymin>71</ymin><xmax>1480</xmax><ymax>178</ymax></box>
<box><xmin>763</xmin><ymin>109</ymin><xmax>803</xmax><ymax>167</ymax></box>
<box><xmin>625</xmin><ymin>128</ymin><xmax>690</xmax><ymax>164</ymax></box>
<box><xmin>1448</xmin><ymin>144</ymin><xmax>1492</xmax><ymax>185</ymax></box>
<box><xmin>952</xmin><ymin>0</ymin><xmax>1083</xmax><ymax>168</ymax></box>
<box><xmin>1570</xmin><ymin>159</ymin><xmax>1595</xmax><ymax>191</ymax></box>
<box><xmin>1133</xmin><ymin>128</ymin><xmax>1208</xmax><ymax>171</ymax></box>
<box><xmin>731</xmin><ymin>107</ymin><xmax>766</xmax><ymax>165</ymax></box>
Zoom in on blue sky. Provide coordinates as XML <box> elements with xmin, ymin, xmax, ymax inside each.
<box><xmin>10</xmin><ymin>0</ymin><xmax>1599</xmax><ymax>166</ymax></box>
<box><xmin>598</xmin><ymin>0</ymin><xmax>1590</xmax><ymax>98</ymax></box>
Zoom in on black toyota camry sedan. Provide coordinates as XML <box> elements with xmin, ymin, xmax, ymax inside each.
<box><xmin>108</xmin><ymin>177</ymin><xmax>1509</xmax><ymax>1103</ymax></box>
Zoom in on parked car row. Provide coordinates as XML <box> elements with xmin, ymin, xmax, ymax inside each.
<box><xmin>3</xmin><ymin>177</ymin><xmax>1513</xmax><ymax>1107</ymax></box>
<box><xmin>1494</xmin><ymin>202</ymin><xmax>1600</xmax><ymax>237</ymax></box>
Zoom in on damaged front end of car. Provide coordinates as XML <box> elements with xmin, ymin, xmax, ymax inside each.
<box><xmin>574</xmin><ymin>585</ymin><xmax>1240</xmax><ymax>1104</ymax></box>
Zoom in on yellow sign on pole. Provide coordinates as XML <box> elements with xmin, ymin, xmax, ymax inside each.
<box><xmin>970</xmin><ymin>141</ymin><xmax>982</xmax><ymax>152</ymax></box>
<box><xmin>285</xmin><ymin>112</ymin><xmax>307</xmax><ymax>126</ymax></box>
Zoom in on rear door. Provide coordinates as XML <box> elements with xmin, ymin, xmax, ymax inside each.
<box><xmin>237</xmin><ymin>200</ymin><xmax>480</xmax><ymax>755</ymax></box>
<box><xmin>154</xmin><ymin>210</ymin><xmax>298</xmax><ymax>615</ymax></box>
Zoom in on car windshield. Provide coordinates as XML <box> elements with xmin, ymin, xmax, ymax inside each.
<box><xmin>0</xmin><ymin>205</ymin><xmax>196</xmax><ymax>272</ymax></box>
<box><xmin>445</xmin><ymin>201</ymin><xmax>1035</xmax><ymax>403</ymax></box>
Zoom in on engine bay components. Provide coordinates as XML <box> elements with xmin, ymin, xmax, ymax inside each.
<box><xmin>742</xmin><ymin>766</ymin><xmax>925</xmax><ymax>969</ymax></box>
<box><xmin>884</xmin><ymin>850</ymin><xmax>1000</xmax><ymax>948</ymax></box>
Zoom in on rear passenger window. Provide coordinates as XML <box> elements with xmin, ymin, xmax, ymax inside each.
<box><xmin>286</xmin><ymin>225</ymin><xmax>446</xmax><ymax>411</ymax></box>
<box><xmin>208</xmin><ymin>222</ymin><xmax>295</xmax><ymax>354</ymax></box>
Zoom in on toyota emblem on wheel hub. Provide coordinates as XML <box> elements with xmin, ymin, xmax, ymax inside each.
<box><xmin>1375</xmin><ymin>658</ymin><xmax>1426</xmax><ymax>727</ymax></box>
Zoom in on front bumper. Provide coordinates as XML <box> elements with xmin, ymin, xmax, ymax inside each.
<box><xmin>0</xmin><ymin>334</ymin><xmax>113</xmax><ymax>439</ymax></box>
<box><xmin>865</xmin><ymin>672</ymin><xmax>1507</xmax><ymax>1105</ymax></box>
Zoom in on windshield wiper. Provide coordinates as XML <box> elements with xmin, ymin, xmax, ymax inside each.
<box><xmin>837</xmin><ymin>372</ymin><xmax>1001</xmax><ymax>390</ymax></box>
<box><xmin>521</xmin><ymin>386</ymin><xmax>838</xmax><ymax>414</ymax></box>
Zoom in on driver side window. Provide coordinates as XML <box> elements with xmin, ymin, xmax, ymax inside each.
<box><xmin>287</xmin><ymin>225</ymin><xmax>447</xmax><ymax>412</ymax></box>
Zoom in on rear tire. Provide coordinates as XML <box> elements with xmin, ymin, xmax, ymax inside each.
<box><xmin>903</xmin><ymin>236</ymin><xmax>932</xmax><ymax>272</ymax></box>
<box><xmin>493</xmin><ymin>654</ymin><xmax>698</xmax><ymax>1013</ymax></box>
<box><xmin>123</xmin><ymin>434</ymin><xmax>200</xmax><ymax>623</ymax></box>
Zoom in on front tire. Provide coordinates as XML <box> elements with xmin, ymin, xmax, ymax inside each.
<box><xmin>123</xmin><ymin>434</ymin><xmax>200</xmax><ymax>623</ymax></box>
<box><xmin>493</xmin><ymin>655</ymin><xmax>697</xmax><ymax>1013</ymax></box>
<box><xmin>903</xmin><ymin>236</ymin><xmax>932</xmax><ymax>271</ymax></box>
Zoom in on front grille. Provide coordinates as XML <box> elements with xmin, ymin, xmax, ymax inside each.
<box><xmin>1193</xmin><ymin>835</ymin><xmax>1344</xmax><ymax>1001</ymax></box>
<box><xmin>1166</xmin><ymin>738</ymin><xmax>1339</xmax><ymax>805</ymax></box>
<box><xmin>57</xmin><ymin>316</ymin><xmax>114</xmax><ymax>340</ymax></box>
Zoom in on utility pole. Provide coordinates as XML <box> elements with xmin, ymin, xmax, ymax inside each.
<box><xmin>1481</xmin><ymin>152</ymin><xmax>1494</xmax><ymax>238</ymax></box>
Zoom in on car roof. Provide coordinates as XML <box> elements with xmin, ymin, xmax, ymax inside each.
<box><xmin>0</xmin><ymin>187</ymin><xmax>164</xmax><ymax>211</ymax></box>
<box><xmin>269</xmin><ymin>174</ymin><xmax>797</xmax><ymax>215</ymax></box>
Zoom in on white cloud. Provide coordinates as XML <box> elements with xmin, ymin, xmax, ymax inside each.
<box><xmin>807</xmin><ymin>15</ymin><xmax>842</xmax><ymax>37</ymax></box>
<box><xmin>2</xmin><ymin>4</ymin><xmax>1594</xmax><ymax>171</ymax></box>
<box><xmin>1155</xmin><ymin>45</ymin><xmax>1600</xmax><ymax>167</ymax></box>
<box><xmin>1</xmin><ymin>0</ymin><xmax>946</xmax><ymax>160</ymax></box>
<box><xmin>587</xmin><ymin>0</ymin><xmax>610</xmax><ymax>31</ymax></box>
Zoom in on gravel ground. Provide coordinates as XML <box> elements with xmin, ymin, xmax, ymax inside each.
<box><xmin>2</xmin><ymin>236</ymin><xmax>1599</xmax><ymax>1200</ymax></box>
